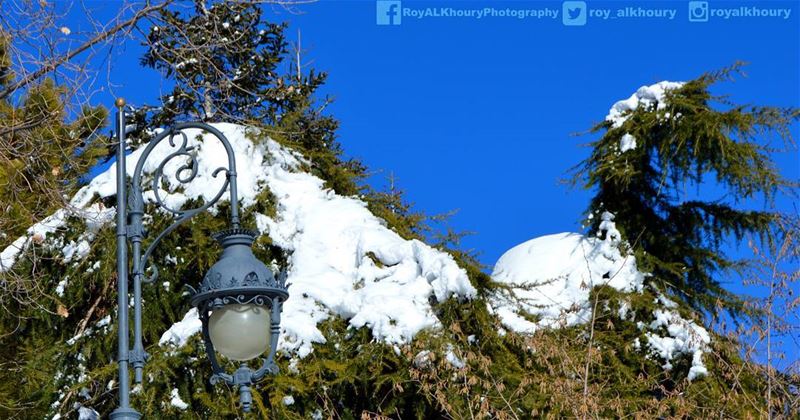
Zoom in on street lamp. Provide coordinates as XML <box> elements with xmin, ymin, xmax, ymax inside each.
<box><xmin>110</xmin><ymin>99</ymin><xmax>288</xmax><ymax>419</ymax></box>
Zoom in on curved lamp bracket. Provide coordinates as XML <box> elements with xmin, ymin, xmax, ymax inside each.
<box><xmin>129</xmin><ymin>123</ymin><xmax>240</xmax><ymax>284</ymax></box>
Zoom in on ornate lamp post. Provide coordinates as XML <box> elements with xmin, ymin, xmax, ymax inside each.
<box><xmin>110</xmin><ymin>99</ymin><xmax>288</xmax><ymax>419</ymax></box>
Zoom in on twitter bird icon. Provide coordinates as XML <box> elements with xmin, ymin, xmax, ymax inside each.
<box><xmin>562</xmin><ymin>1</ymin><xmax>587</xmax><ymax>26</ymax></box>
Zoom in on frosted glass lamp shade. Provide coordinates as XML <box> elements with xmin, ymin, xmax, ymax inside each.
<box><xmin>209</xmin><ymin>304</ymin><xmax>271</xmax><ymax>361</ymax></box>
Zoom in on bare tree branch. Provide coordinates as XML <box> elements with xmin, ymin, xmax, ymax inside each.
<box><xmin>0</xmin><ymin>0</ymin><xmax>173</xmax><ymax>100</ymax></box>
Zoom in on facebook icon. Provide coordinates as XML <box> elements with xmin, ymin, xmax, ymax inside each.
<box><xmin>376</xmin><ymin>1</ymin><xmax>401</xmax><ymax>25</ymax></box>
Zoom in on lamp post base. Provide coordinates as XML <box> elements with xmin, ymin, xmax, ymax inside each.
<box><xmin>110</xmin><ymin>407</ymin><xmax>142</xmax><ymax>419</ymax></box>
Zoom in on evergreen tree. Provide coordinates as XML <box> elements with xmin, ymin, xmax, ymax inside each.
<box><xmin>142</xmin><ymin>0</ymin><xmax>288</xmax><ymax>125</ymax></box>
<box><xmin>575</xmin><ymin>63</ymin><xmax>799</xmax><ymax>316</ymax></box>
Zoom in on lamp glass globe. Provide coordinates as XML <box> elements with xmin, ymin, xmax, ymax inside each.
<box><xmin>209</xmin><ymin>303</ymin><xmax>271</xmax><ymax>361</ymax></box>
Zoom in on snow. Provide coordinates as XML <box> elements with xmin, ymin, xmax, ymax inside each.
<box><xmin>490</xmin><ymin>211</ymin><xmax>710</xmax><ymax>380</ymax></box>
<box><xmin>258</xmin><ymin>139</ymin><xmax>475</xmax><ymax>357</ymax></box>
<box><xmin>644</xmin><ymin>305</ymin><xmax>710</xmax><ymax>380</ymax></box>
<box><xmin>96</xmin><ymin>315</ymin><xmax>111</xmax><ymax>328</ymax></box>
<box><xmin>619</xmin><ymin>133</ymin><xmax>637</xmax><ymax>152</ymax></box>
<box><xmin>617</xmin><ymin>300</ymin><xmax>631</xmax><ymax>320</ymax></box>
<box><xmin>413</xmin><ymin>350</ymin><xmax>433</xmax><ymax>369</ymax></box>
<box><xmin>159</xmin><ymin>308</ymin><xmax>202</xmax><ymax>348</ymax></box>
<box><xmin>86</xmin><ymin>261</ymin><xmax>100</xmax><ymax>273</ymax></box>
<box><xmin>55</xmin><ymin>277</ymin><xmax>69</xmax><ymax>297</ymax></box>
<box><xmin>444</xmin><ymin>344</ymin><xmax>465</xmax><ymax>369</ymax></box>
<box><xmin>656</xmin><ymin>292</ymin><xmax>678</xmax><ymax>309</ymax></box>
<box><xmin>606</xmin><ymin>81</ymin><xmax>685</xmax><ymax>128</ymax></box>
<box><xmin>688</xmin><ymin>352</ymin><xmax>708</xmax><ymax>381</ymax></box>
<box><xmin>288</xmin><ymin>357</ymin><xmax>300</xmax><ymax>374</ymax></box>
<box><xmin>62</xmin><ymin>239</ymin><xmax>91</xmax><ymax>262</ymax></box>
<box><xmin>169</xmin><ymin>388</ymin><xmax>189</xmax><ymax>410</ymax></box>
<box><xmin>1</xmin><ymin>210</ymin><xmax>66</xmax><ymax>271</ymax></box>
<box><xmin>489</xmin><ymin>211</ymin><xmax>644</xmax><ymax>333</ymax></box>
<box><xmin>175</xmin><ymin>58</ymin><xmax>198</xmax><ymax>69</ymax></box>
<box><xmin>77</xmin><ymin>406</ymin><xmax>99</xmax><ymax>420</ymax></box>
<box><xmin>66</xmin><ymin>316</ymin><xmax>112</xmax><ymax>345</ymax></box>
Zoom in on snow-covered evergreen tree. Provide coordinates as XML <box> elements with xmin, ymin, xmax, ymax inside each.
<box><xmin>574</xmin><ymin>63</ymin><xmax>798</xmax><ymax>316</ymax></box>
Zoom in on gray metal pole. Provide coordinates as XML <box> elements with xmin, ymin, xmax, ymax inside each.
<box><xmin>130</xmin><ymin>184</ymin><xmax>146</xmax><ymax>383</ymax></box>
<box><xmin>110</xmin><ymin>99</ymin><xmax>141</xmax><ymax>420</ymax></box>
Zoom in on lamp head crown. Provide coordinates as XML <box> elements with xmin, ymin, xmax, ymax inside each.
<box><xmin>191</xmin><ymin>229</ymin><xmax>287</xmax><ymax>309</ymax></box>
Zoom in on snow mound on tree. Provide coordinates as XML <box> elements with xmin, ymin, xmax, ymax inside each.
<box><xmin>606</xmin><ymin>81</ymin><xmax>684</xmax><ymax>128</ymax></box>
<box><xmin>489</xmin><ymin>211</ymin><xmax>711</xmax><ymax>380</ymax></box>
<box><xmin>254</xmin><ymin>142</ymin><xmax>476</xmax><ymax>357</ymax></box>
<box><xmin>488</xmin><ymin>212</ymin><xmax>644</xmax><ymax>333</ymax></box>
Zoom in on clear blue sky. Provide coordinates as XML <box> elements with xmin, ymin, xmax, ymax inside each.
<box><xmin>67</xmin><ymin>1</ymin><xmax>798</xmax><ymax>366</ymax></box>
